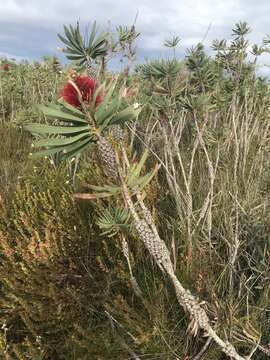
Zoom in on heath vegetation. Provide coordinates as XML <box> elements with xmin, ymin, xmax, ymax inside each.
<box><xmin>0</xmin><ymin>21</ymin><xmax>270</xmax><ymax>359</ymax></box>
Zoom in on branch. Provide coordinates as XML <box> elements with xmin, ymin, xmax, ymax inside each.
<box><xmin>119</xmin><ymin>175</ymin><xmax>247</xmax><ymax>360</ymax></box>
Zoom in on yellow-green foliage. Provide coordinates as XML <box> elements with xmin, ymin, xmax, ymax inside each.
<box><xmin>0</xmin><ymin>58</ymin><xmax>63</xmax><ymax>123</ymax></box>
<box><xmin>0</xmin><ymin>125</ymin><xmax>31</xmax><ymax>205</ymax></box>
<box><xmin>0</xmin><ymin>168</ymin><xmax>189</xmax><ymax>359</ymax></box>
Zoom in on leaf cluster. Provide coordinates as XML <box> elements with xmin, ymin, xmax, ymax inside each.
<box><xmin>58</xmin><ymin>22</ymin><xmax>108</xmax><ymax>66</ymax></box>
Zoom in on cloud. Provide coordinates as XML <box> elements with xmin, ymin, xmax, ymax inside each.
<box><xmin>1</xmin><ymin>0</ymin><xmax>270</xmax><ymax>71</ymax></box>
<box><xmin>0</xmin><ymin>51</ymin><xmax>25</xmax><ymax>61</ymax></box>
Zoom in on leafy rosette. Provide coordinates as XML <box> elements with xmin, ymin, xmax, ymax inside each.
<box><xmin>24</xmin><ymin>79</ymin><xmax>141</xmax><ymax>161</ymax></box>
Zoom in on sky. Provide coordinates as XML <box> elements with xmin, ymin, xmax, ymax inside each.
<box><xmin>1</xmin><ymin>0</ymin><xmax>270</xmax><ymax>75</ymax></box>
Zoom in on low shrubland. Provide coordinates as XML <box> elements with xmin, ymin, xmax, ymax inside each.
<box><xmin>0</xmin><ymin>21</ymin><xmax>269</xmax><ymax>359</ymax></box>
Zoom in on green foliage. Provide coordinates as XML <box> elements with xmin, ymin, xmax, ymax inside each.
<box><xmin>114</xmin><ymin>19</ymin><xmax>140</xmax><ymax>66</ymax></box>
<box><xmin>25</xmin><ymin>101</ymin><xmax>92</xmax><ymax>160</ymax></box>
<box><xmin>232</xmin><ymin>21</ymin><xmax>251</xmax><ymax>38</ymax></box>
<box><xmin>126</xmin><ymin>150</ymin><xmax>160</xmax><ymax>190</ymax></box>
<box><xmin>0</xmin><ymin>59</ymin><xmax>63</xmax><ymax>124</ymax></box>
<box><xmin>24</xmin><ymin>81</ymin><xmax>140</xmax><ymax>160</ymax></box>
<box><xmin>164</xmin><ymin>35</ymin><xmax>181</xmax><ymax>57</ymax></box>
<box><xmin>164</xmin><ymin>35</ymin><xmax>181</xmax><ymax>49</ymax></box>
<box><xmin>117</xmin><ymin>25</ymin><xmax>140</xmax><ymax>46</ymax></box>
<box><xmin>0</xmin><ymin>173</ymin><xmax>117</xmax><ymax>358</ymax></box>
<box><xmin>0</xmin><ymin>124</ymin><xmax>31</xmax><ymax>205</ymax></box>
<box><xmin>97</xmin><ymin>207</ymin><xmax>129</xmax><ymax>236</ymax></box>
<box><xmin>0</xmin><ymin>168</ymin><xmax>190</xmax><ymax>359</ymax></box>
<box><xmin>136</xmin><ymin>58</ymin><xmax>183</xmax><ymax>81</ymax></box>
<box><xmin>58</xmin><ymin>22</ymin><xmax>108</xmax><ymax>66</ymax></box>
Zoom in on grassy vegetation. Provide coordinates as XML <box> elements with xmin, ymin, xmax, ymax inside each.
<box><xmin>0</xmin><ymin>21</ymin><xmax>270</xmax><ymax>359</ymax></box>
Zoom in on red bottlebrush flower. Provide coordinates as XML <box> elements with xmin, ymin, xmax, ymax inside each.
<box><xmin>1</xmin><ymin>63</ymin><xmax>11</xmax><ymax>71</ymax></box>
<box><xmin>61</xmin><ymin>76</ymin><xmax>103</xmax><ymax>108</ymax></box>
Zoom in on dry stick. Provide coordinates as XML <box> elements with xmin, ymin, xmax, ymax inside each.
<box><xmin>232</xmin><ymin>97</ymin><xmax>241</xmax><ymax>185</ymax></box>
<box><xmin>121</xmin><ymin>234</ymin><xmax>143</xmax><ymax>298</ymax></box>
<box><xmin>161</xmin><ymin>124</ymin><xmax>186</xmax><ymax>219</ymax></box>
<box><xmin>232</xmin><ymin>331</ymin><xmax>270</xmax><ymax>358</ymax></box>
<box><xmin>119</xmin><ymin>339</ymin><xmax>141</xmax><ymax>360</ymax></box>
<box><xmin>194</xmin><ymin>119</ymin><xmax>219</xmax><ymax>250</ymax></box>
<box><xmin>117</xmin><ymin>147</ymin><xmax>145</xmax><ymax>298</ymax></box>
<box><xmin>192</xmin><ymin>144</ymin><xmax>220</xmax><ymax>238</ymax></box>
<box><xmin>105</xmin><ymin>311</ymin><xmax>141</xmax><ymax>360</ymax></box>
<box><xmin>0</xmin><ymin>74</ymin><xmax>5</xmax><ymax>123</ymax></box>
<box><xmin>126</xmin><ymin>122</ymin><xmax>184</xmax><ymax>199</ymax></box>
<box><xmin>145</xmin><ymin>116</ymin><xmax>159</xmax><ymax>147</ymax></box>
<box><xmin>241</xmin><ymin>90</ymin><xmax>250</xmax><ymax>180</ymax></box>
<box><xmin>163</xmin><ymin>135</ymin><xmax>184</xmax><ymax>218</ymax></box>
<box><xmin>162</xmin><ymin>122</ymin><xmax>193</xmax><ymax>257</ymax></box>
<box><xmin>107</xmin><ymin>122</ymin><xmax>250</xmax><ymax>358</ymax></box>
<box><xmin>230</xmin><ymin>98</ymin><xmax>241</xmax><ymax>294</ymax></box>
<box><xmin>192</xmin><ymin>337</ymin><xmax>212</xmax><ymax>360</ymax></box>
<box><xmin>246</xmin><ymin>121</ymin><xmax>270</xmax><ymax>191</ymax></box>
<box><xmin>123</xmin><ymin>123</ymin><xmax>255</xmax><ymax>358</ymax></box>
<box><xmin>120</xmin><ymin>177</ymin><xmax>246</xmax><ymax>360</ymax></box>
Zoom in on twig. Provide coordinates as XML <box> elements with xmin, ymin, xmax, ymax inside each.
<box><xmin>192</xmin><ymin>337</ymin><xmax>212</xmax><ymax>360</ymax></box>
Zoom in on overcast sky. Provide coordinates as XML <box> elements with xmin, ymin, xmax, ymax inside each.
<box><xmin>1</xmin><ymin>0</ymin><xmax>270</xmax><ymax>74</ymax></box>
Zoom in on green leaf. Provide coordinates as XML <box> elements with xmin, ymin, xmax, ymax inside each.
<box><xmin>24</xmin><ymin>123</ymin><xmax>90</xmax><ymax>135</ymax></box>
<box><xmin>130</xmin><ymin>165</ymin><xmax>160</xmax><ymax>189</ymax></box>
<box><xmin>97</xmin><ymin>207</ymin><xmax>129</xmax><ymax>237</ymax></box>
<box><xmin>60</xmin><ymin>137</ymin><xmax>92</xmax><ymax>160</ymax></box>
<box><xmin>62</xmin><ymin>46</ymin><xmax>81</xmax><ymax>56</ymax></box>
<box><xmin>74</xmin><ymin>22</ymin><xmax>85</xmax><ymax>50</ymax></box>
<box><xmin>95</xmin><ymin>82</ymin><xmax>116</xmax><ymax>114</ymax></box>
<box><xmin>110</xmin><ymin>105</ymin><xmax>140</xmax><ymax>125</ymax></box>
<box><xmin>65</xmin><ymin>54</ymin><xmax>86</xmax><ymax>61</ymax></box>
<box><xmin>90</xmin><ymin>184</ymin><xmax>120</xmax><ymax>194</ymax></box>
<box><xmin>88</xmin><ymin>21</ymin><xmax>97</xmax><ymax>48</ymax></box>
<box><xmin>57</xmin><ymin>98</ymin><xmax>85</xmax><ymax>117</ymax></box>
<box><xmin>34</xmin><ymin>132</ymin><xmax>90</xmax><ymax>148</ymax></box>
<box><xmin>64</xmin><ymin>25</ymin><xmax>83</xmax><ymax>52</ymax></box>
<box><xmin>30</xmin><ymin>147</ymin><xmax>65</xmax><ymax>159</ymax></box>
<box><xmin>58</xmin><ymin>34</ymin><xmax>78</xmax><ymax>50</ymax></box>
<box><xmin>91</xmin><ymin>83</ymin><xmax>105</xmax><ymax>107</ymax></box>
<box><xmin>78</xmin><ymin>59</ymin><xmax>87</xmax><ymax>67</ymax></box>
<box><xmin>30</xmin><ymin>136</ymin><xmax>92</xmax><ymax>159</ymax></box>
<box><xmin>95</xmin><ymin>97</ymin><xmax>120</xmax><ymax>127</ymax></box>
<box><xmin>91</xmin><ymin>38</ymin><xmax>107</xmax><ymax>52</ymax></box>
<box><xmin>127</xmin><ymin>150</ymin><xmax>149</xmax><ymax>186</ymax></box>
<box><xmin>130</xmin><ymin>171</ymin><xmax>153</xmax><ymax>188</ymax></box>
<box><xmin>37</xmin><ymin>104</ymin><xmax>88</xmax><ymax>123</ymax></box>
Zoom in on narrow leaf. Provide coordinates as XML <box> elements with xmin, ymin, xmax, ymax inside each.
<box><xmin>24</xmin><ymin>123</ymin><xmax>90</xmax><ymax>135</ymax></box>
<box><xmin>34</xmin><ymin>132</ymin><xmax>90</xmax><ymax>148</ymax></box>
<box><xmin>37</xmin><ymin>104</ymin><xmax>87</xmax><ymax>123</ymax></box>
